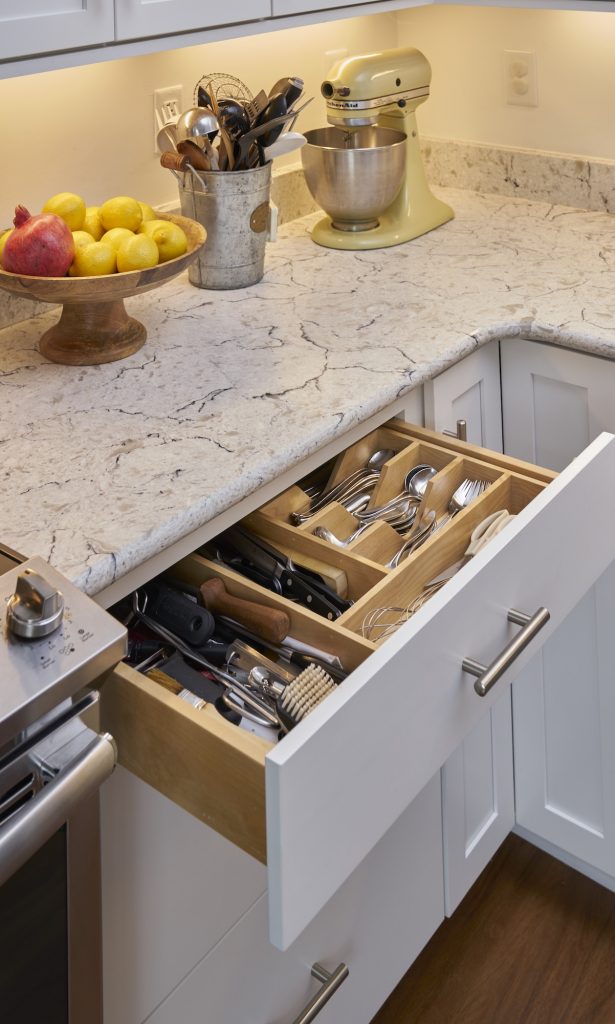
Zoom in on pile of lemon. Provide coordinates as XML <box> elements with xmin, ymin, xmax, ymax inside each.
<box><xmin>47</xmin><ymin>192</ymin><xmax>188</xmax><ymax>276</ymax></box>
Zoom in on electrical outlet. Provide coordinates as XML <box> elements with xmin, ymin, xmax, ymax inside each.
<box><xmin>323</xmin><ymin>49</ymin><xmax>348</xmax><ymax>79</ymax></box>
<box><xmin>504</xmin><ymin>50</ymin><xmax>538</xmax><ymax>107</ymax></box>
<box><xmin>153</xmin><ymin>85</ymin><xmax>183</xmax><ymax>152</ymax></box>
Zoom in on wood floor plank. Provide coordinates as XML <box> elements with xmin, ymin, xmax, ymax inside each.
<box><xmin>372</xmin><ymin>836</ymin><xmax>615</xmax><ymax>1024</ymax></box>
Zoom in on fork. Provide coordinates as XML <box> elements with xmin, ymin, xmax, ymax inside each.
<box><xmin>435</xmin><ymin>478</ymin><xmax>488</xmax><ymax>531</ymax></box>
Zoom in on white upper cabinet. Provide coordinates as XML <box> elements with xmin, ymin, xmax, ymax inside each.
<box><xmin>272</xmin><ymin>0</ymin><xmax>369</xmax><ymax>12</ymax></box>
<box><xmin>115</xmin><ymin>0</ymin><xmax>269</xmax><ymax>40</ymax></box>
<box><xmin>0</xmin><ymin>0</ymin><xmax>113</xmax><ymax>61</ymax></box>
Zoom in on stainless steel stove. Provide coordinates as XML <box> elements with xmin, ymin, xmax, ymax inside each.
<box><xmin>0</xmin><ymin>547</ymin><xmax>126</xmax><ymax>1023</ymax></box>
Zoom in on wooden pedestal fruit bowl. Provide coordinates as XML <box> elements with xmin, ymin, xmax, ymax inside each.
<box><xmin>0</xmin><ymin>212</ymin><xmax>206</xmax><ymax>366</ymax></box>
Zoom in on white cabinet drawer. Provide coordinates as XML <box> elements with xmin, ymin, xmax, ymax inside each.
<box><xmin>102</xmin><ymin>422</ymin><xmax>615</xmax><ymax>949</ymax></box>
<box><xmin>145</xmin><ymin>774</ymin><xmax>444</xmax><ymax>1024</ymax></box>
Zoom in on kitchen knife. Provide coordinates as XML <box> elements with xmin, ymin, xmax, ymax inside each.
<box><xmin>220</xmin><ymin>527</ymin><xmax>344</xmax><ymax>620</ymax></box>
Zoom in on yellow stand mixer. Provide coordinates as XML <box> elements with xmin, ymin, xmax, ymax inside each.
<box><xmin>302</xmin><ymin>48</ymin><xmax>454</xmax><ymax>250</ymax></box>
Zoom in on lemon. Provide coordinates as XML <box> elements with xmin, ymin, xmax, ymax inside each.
<box><xmin>116</xmin><ymin>234</ymin><xmax>158</xmax><ymax>273</ymax></box>
<box><xmin>100</xmin><ymin>196</ymin><xmax>143</xmax><ymax>233</ymax></box>
<box><xmin>146</xmin><ymin>221</ymin><xmax>188</xmax><ymax>263</ymax></box>
<box><xmin>138</xmin><ymin>201</ymin><xmax>156</xmax><ymax>224</ymax></box>
<box><xmin>82</xmin><ymin>206</ymin><xmax>104</xmax><ymax>241</ymax></box>
<box><xmin>101</xmin><ymin>227</ymin><xmax>135</xmax><ymax>252</ymax></box>
<box><xmin>72</xmin><ymin>230</ymin><xmax>96</xmax><ymax>251</ymax></box>
<box><xmin>139</xmin><ymin>218</ymin><xmax>168</xmax><ymax>236</ymax></box>
<box><xmin>70</xmin><ymin>241</ymin><xmax>116</xmax><ymax>277</ymax></box>
<box><xmin>0</xmin><ymin>229</ymin><xmax>13</xmax><ymax>266</ymax></box>
<box><xmin>42</xmin><ymin>192</ymin><xmax>86</xmax><ymax>231</ymax></box>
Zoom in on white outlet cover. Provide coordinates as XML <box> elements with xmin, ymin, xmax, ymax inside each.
<box><xmin>504</xmin><ymin>50</ymin><xmax>538</xmax><ymax>107</ymax></box>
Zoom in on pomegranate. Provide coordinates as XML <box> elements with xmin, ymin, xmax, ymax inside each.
<box><xmin>2</xmin><ymin>205</ymin><xmax>74</xmax><ymax>277</ymax></box>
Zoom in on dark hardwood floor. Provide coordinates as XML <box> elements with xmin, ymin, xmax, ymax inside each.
<box><xmin>372</xmin><ymin>835</ymin><xmax>615</xmax><ymax>1024</ymax></box>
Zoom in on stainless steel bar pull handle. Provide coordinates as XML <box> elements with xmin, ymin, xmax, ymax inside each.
<box><xmin>0</xmin><ymin>732</ymin><xmax>117</xmax><ymax>887</ymax></box>
<box><xmin>291</xmin><ymin>962</ymin><xmax>349</xmax><ymax>1024</ymax></box>
<box><xmin>463</xmin><ymin>607</ymin><xmax>550</xmax><ymax>697</ymax></box>
<box><xmin>443</xmin><ymin>419</ymin><xmax>467</xmax><ymax>442</ymax></box>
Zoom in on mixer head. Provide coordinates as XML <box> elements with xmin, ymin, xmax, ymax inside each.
<box><xmin>321</xmin><ymin>47</ymin><xmax>432</xmax><ymax>127</ymax></box>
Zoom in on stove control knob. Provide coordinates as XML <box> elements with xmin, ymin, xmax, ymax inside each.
<box><xmin>6</xmin><ymin>568</ymin><xmax>65</xmax><ymax>639</ymax></box>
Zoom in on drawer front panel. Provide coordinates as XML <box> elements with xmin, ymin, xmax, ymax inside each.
<box><xmin>145</xmin><ymin>774</ymin><xmax>444</xmax><ymax>1024</ymax></box>
<box><xmin>266</xmin><ymin>434</ymin><xmax>615</xmax><ymax>947</ymax></box>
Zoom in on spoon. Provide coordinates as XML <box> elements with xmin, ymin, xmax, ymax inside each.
<box><xmin>290</xmin><ymin>448</ymin><xmax>395</xmax><ymax>524</ymax></box>
<box><xmin>386</xmin><ymin>509</ymin><xmax>438</xmax><ymax>569</ymax></box>
<box><xmin>314</xmin><ymin>504</ymin><xmax>418</xmax><ymax>549</ymax></box>
<box><xmin>263</xmin><ymin>131</ymin><xmax>306</xmax><ymax>161</ymax></box>
<box><xmin>176</xmin><ymin>107</ymin><xmax>219</xmax><ymax>149</ymax></box>
<box><xmin>356</xmin><ymin>464</ymin><xmax>437</xmax><ymax>522</ymax></box>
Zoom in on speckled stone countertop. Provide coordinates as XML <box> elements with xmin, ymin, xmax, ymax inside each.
<box><xmin>2</xmin><ymin>186</ymin><xmax>615</xmax><ymax>596</ymax></box>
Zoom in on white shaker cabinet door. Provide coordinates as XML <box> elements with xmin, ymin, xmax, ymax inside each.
<box><xmin>272</xmin><ymin>0</ymin><xmax>368</xmax><ymax>13</ymax></box>
<box><xmin>441</xmin><ymin>690</ymin><xmax>515</xmax><ymax>914</ymax></box>
<box><xmin>0</xmin><ymin>0</ymin><xmax>113</xmax><ymax>61</ymax></box>
<box><xmin>513</xmin><ymin>561</ymin><xmax>615</xmax><ymax>881</ymax></box>
<box><xmin>500</xmin><ymin>338</ymin><xmax>615</xmax><ymax>470</ymax></box>
<box><xmin>424</xmin><ymin>340</ymin><xmax>503</xmax><ymax>452</ymax></box>
<box><xmin>426</xmin><ymin>339</ymin><xmax>510</xmax><ymax>906</ymax></box>
<box><xmin>502</xmin><ymin>337</ymin><xmax>615</xmax><ymax>884</ymax></box>
<box><xmin>115</xmin><ymin>0</ymin><xmax>269</xmax><ymax>41</ymax></box>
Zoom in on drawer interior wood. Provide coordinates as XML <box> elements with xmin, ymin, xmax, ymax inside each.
<box><xmin>102</xmin><ymin>418</ymin><xmax>555</xmax><ymax>863</ymax></box>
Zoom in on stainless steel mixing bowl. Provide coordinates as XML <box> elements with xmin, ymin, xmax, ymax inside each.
<box><xmin>301</xmin><ymin>126</ymin><xmax>407</xmax><ymax>232</ymax></box>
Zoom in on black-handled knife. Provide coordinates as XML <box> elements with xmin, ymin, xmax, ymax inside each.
<box><xmin>220</xmin><ymin>527</ymin><xmax>344</xmax><ymax>620</ymax></box>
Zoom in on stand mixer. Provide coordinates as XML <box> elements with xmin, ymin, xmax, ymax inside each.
<box><xmin>302</xmin><ymin>47</ymin><xmax>454</xmax><ymax>250</ymax></box>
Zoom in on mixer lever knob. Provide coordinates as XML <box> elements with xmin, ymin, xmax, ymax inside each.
<box><xmin>7</xmin><ymin>568</ymin><xmax>65</xmax><ymax>639</ymax></box>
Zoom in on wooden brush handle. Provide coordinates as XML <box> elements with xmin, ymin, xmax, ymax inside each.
<box><xmin>177</xmin><ymin>140</ymin><xmax>211</xmax><ymax>171</ymax></box>
<box><xmin>199</xmin><ymin>578</ymin><xmax>290</xmax><ymax>644</ymax></box>
<box><xmin>160</xmin><ymin>151</ymin><xmax>191</xmax><ymax>173</ymax></box>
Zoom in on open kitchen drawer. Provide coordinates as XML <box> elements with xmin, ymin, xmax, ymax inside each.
<box><xmin>100</xmin><ymin>421</ymin><xmax>615</xmax><ymax>950</ymax></box>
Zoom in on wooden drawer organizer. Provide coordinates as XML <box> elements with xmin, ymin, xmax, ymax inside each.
<box><xmin>102</xmin><ymin>422</ymin><xmax>556</xmax><ymax>865</ymax></box>
<box><xmin>223</xmin><ymin>420</ymin><xmax>554</xmax><ymax>645</ymax></box>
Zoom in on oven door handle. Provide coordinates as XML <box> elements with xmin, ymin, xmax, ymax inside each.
<box><xmin>0</xmin><ymin>732</ymin><xmax>117</xmax><ymax>886</ymax></box>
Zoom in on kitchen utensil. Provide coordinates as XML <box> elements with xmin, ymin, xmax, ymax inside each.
<box><xmin>132</xmin><ymin>590</ymin><xmax>280</xmax><ymax>726</ymax></box>
<box><xmin>256</xmin><ymin>537</ymin><xmax>348</xmax><ymax>596</ymax></box>
<box><xmin>244</xmin><ymin>89</ymin><xmax>268</xmax><ymax>125</ymax></box>
<box><xmin>0</xmin><ymin>212</ymin><xmax>206</xmax><ymax>366</ymax></box>
<box><xmin>176</xmin><ymin>139</ymin><xmax>212</xmax><ymax>172</ymax></box>
<box><xmin>263</xmin><ymin>132</ymin><xmax>306</xmax><ymax>161</ymax></box>
<box><xmin>355</xmin><ymin>463</ymin><xmax>437</xmax><ymax>522</ymax></box>
<box><xmin>193</xmin><ymin>72</ymin><xmax>253</xmax><ymax>110</ymax></box>
<box><xmin>176</xmin><ymin>106</ymin><xmax>219</xmax><ymax>148</ymax></box>
<box><xmin>144</xmin><ymin>580</ymin><xmax>214</xmax><ymax>645</ymax></box>
<box><xmin>290</xmin><ymin>448</ymin><xmax>395</xmax><ymax>524</ymax></box>
<box><xmin>268</xmin><ymin>76</ymin><xmax>304</xmax><ymax>107</ymax></box>
<box><xmin>156</xmin><ymin>120</ymin><xmax>179</xmax><ymax>153</ymax></box>
<box><xmin>386</xmin><ymin>508</ymin><xmax>437</xmax><ymax>568</ymax></box>
<box><xmin>306</xmin><ymin>48</ymin><xmax>453</xmax><ymax>250</ymax></box>
<box><xmin>424</xmin><ymin>510</ymin><xmax>516</xmax><ymax>589</ymax></box>
<box><xmin>313</xmin><ymin>503</ymin><xmax>418</xmax><ymax>548</ymax></box>
<box><xmin>205</xmin><ymin>85</ymin><xmax>235</xmax><ymax>171</ymax></box>
<box><xmin>232</xmin><ymin>99</ymin><xmax>313</xmax><ymax>170</ymax></box>
<box><xmin>436</xmin><ymin>478</ymin><xmax>488</xmax><ymax>529</ymax></box>
<box><xmin>253</xmin><ymin>92</ymin><xmax>288</xmax><ymax>150</ymax></box>
<box><xmin>362</xmin><ymin>510</ymin><xmax>517</xmax><ymax>642</ymax></box>
<box><xmin>247</xmin><ymin>662</ymin><xmax>337</xmax><ymax>733</ymax></box>
<box><xmin>217</xmin><ymin>527</ymin><xmax>350</xmax><ymax>618</ymax></box>
<box><xmin>199</xmin><ymin>577</ymin><xmax>290</xmax><ymax>644</ymax></box>
<box><xmin>217</xmin><ymin>97</ymin><xmax>250</xmax><ymax>139</ymax></box>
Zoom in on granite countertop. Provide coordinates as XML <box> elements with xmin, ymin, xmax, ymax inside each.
<box><xmin>2</xmin><ymin>186</ymin><xmax>615</xmax><ymax>596</ymax></box>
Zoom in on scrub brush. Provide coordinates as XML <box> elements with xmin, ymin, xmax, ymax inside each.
<box><xmin>248</xmin><ymin>663</ymin><xmax>337</xmax><ymax>732</ymax></box>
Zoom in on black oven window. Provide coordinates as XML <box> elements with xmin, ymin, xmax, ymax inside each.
<box><xmin>0</xmin><ymin>827</ymin><xmax>68</xmax><ymax>1023</ymax></box>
